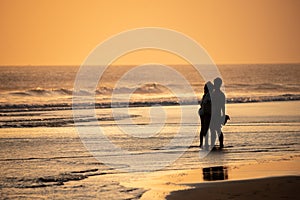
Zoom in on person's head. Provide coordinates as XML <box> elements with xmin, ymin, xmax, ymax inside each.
<box><xmin>204</xmin><ymin>81</ymin><xmax>213</xmax><ymax>94</ymax></box>
<box><xmin>213</xmin><ymin>77</ymin><xmax>222</xmax><ymax>89</ymax></box>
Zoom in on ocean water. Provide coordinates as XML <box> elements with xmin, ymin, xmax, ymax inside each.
<box><xmin>0</xmin><ymin>64</ymin><xmax>299</xmax><ymax>107</ymax></box>
<box><xmin>0</xmin><ymin>64</ymin><xmax>299</xmax><ymax>199</ymax></box>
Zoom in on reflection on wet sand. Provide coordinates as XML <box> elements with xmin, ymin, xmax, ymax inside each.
<box><xmin>202</xmin><ymin>166</ymin><xmax>228</xmax><ymax>181</ymax></box>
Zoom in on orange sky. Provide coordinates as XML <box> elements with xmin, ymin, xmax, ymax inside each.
<box><xmin>0</xmin><ymin>0</ymin><xmax>299</xmax><ymax>65</ymax></box>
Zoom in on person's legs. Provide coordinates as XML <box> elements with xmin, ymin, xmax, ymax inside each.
<box><xmin>204</xmin><ymin>130</ymin><xmax>209</xmax><ymax>149</ymax></box>
<box><xmin>200</xmin><ymin>132</ymin><xmax>204</xmax><ymax>148</ymax></box>
<box><xmin>200</xmin><ymin>115</ymin><xmax>210</xmax><ymax>148</ymax></box>
<box><xmin>203</xmin><ymin>115</ymin><xmax>210</xmax><ymax>148</ymax></box>
<box><xmin>219</xmin><ymin>131</ymin><xmax>224</xmax><ymax>148</ymax></box>
<box><xmin>213</xmin><ymin>126</ymin><xmax>223</xmax><ymax>148</ymax></box>
<box><xmin>211</xmin><ymin>129</ymin><xmax>216</xmax><ymax>147</ymax></box>
<box><xmin>200</xmin><ymin>116</ymin><xmax>205</xmax><ymax>148</ymax></box>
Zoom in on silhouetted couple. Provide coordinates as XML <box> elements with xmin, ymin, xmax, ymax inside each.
<box><xmin>199</xmin><ymin>78</ymin><xmax>229</xmax><ymax>149</ymax></box>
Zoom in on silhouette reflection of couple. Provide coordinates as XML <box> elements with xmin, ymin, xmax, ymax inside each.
<box><xmin>199</xmin><ymin>77</ymin><xmax>229</xmax><ymax>149</ymax></box>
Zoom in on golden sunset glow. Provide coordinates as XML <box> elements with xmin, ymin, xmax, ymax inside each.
<box><xmin>1</xmin><ymin>0</ymin><xmax>299</xmax><ymax>65</ymax></box>
<box><xmin>1</xmin><ymin>1</ymin><xmax>300</xmax><ymax>199</ymax></box>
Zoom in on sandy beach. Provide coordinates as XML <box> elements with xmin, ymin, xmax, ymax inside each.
<box><xmin>135</xmin><ymin>158</ymin><xmax>300</xmax><ymax>200</ymax></box>
<box><xmin>167</xmin><ymin>176</ymin><xmax>299</xmax><ymax>200</ymax></box>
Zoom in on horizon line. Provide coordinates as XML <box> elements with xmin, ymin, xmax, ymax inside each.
<box><xmin>0</xmin><ymin>62</ymin><xmax>300</xmax><ymax>67</ymax></box>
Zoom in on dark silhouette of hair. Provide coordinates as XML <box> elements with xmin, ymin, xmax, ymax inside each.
<box><xmin>204</xmin><ymin>81</ymin><xmax>213</xmax><ymax>94</ymax></box>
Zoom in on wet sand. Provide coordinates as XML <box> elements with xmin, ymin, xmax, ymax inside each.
<box><xmin>166</xmin><ymin>176</ymin><xmax>299</xmax><ymax>200</ymax></box>
<box><xmin>135</xmin><ymin>158</ymin><xmax>300</xmax><ymax>200</ymax></box>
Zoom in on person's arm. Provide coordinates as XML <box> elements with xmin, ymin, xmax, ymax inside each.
<box><xmin>221</xmin><ymin>93</ymin><xmax>226</xmax><ymax>120</ymax></box>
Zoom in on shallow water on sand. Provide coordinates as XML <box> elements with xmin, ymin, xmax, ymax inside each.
<box><xmin>0</xmin><ymin>101</ymin><xmax>299</xmax><ymax>199</ymax></box>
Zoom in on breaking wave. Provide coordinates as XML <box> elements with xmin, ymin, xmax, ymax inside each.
<box><xmin>7</xmin><ymin>83</ymin><xmax>168</xmax><ymax>97</ymax></box>
<box><xmin>1</xmin><ymin>94</ymin><xmax>299</xmax><ymax>113</ymax></box>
